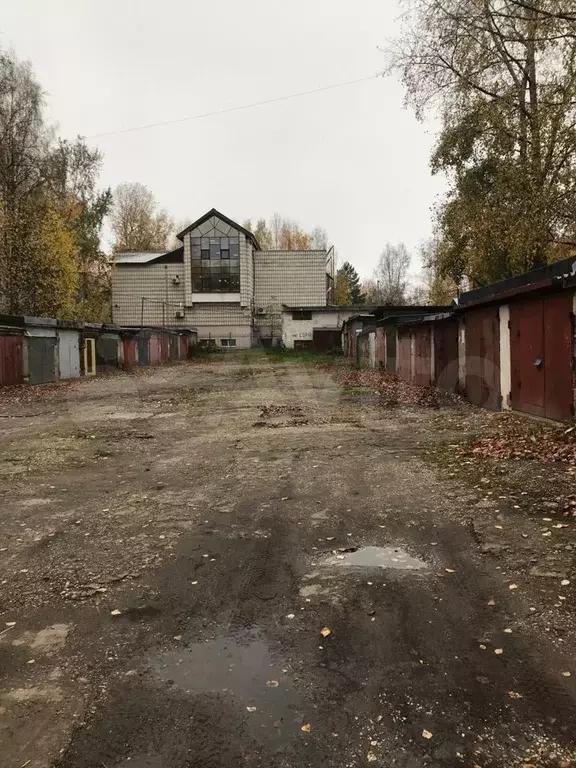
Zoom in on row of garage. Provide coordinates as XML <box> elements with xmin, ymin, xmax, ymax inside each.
<box><xmin>345</xmin><ymin>256</ymin><xmax>576</xmax><ymax>422</ymax></box>
<box><xmin>0</xmin><ymin>315</ymin><xmax>198</xmax><ymax>387</ymax></box>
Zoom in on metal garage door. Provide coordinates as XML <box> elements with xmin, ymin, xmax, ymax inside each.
<box><xmin>465</xmin><ymin>306</ymin><xmax>500</xmax><ymax>410</ymax></box>
<box><xmin>0</xmin><ymin>335</ymin><xmax>23</xmax><ymax>386</ymax></box>
<box><xmin>58</xmin><ymin>330</ymin><xmax>80</xmax><ymax>379</ymax></box>
<box><xmin>413</xmin><ymin>326</ymin><xmax>432</xmax><ymax>387</ymax></box>
<box><xmin>29</xmin><ymin>337</ymin><xmax>57</xmax><ymax>385</ymax></box>
<box><xmin>386</xmin><ymin>328</ymin><xmax>397</xmax><ymax>372</ymax></box>
<box><xmin>434</xmin><ymin>318</ymin><xmax>459</xmax><ymax>392</ymax></box>
<box><xmin>137</xmin><ymin>334</ymin><xmax>150</xmax><ymax>366</ymax></box>
<box><xmin>397</xmin><ymin>330</ymin><xmax>412</xmax><ymax>381</ymax></box>
<box><xmin>510</xmin><ymin>293</ymin><xmax>574</xmax><ymax>421</ymax></box>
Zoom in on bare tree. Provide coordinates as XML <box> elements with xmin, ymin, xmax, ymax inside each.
<box><xmin>374</xmin><ymin>243</ymin><xmax>411</xmax><ymax>305</ymax></box>
<box><xmin>310</xmin><ymin>226</ymin><xmax>329</xmax><ymax>250</ymax></box>
<box><xmin>111</xmin><ymin>182</ymin><xmax>173</xmax><ymax>252</ymax></box>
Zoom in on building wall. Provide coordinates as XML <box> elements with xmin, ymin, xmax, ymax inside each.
<box><xmin>254</xmin><ymin>251</ymin><xmax>327</xmax><ymax>341</ymax></box>
<box><xmin>240</xmin><ymin>234</ymin><xmax>254</xmax><ymax>309</ymax></box>
<box><xmin>281</xmin><ymin>309</ymin><xmax>357</xmax><ymax>349</ymax></box>
<box><xmin>112</xmin><ymin>264</ymin><xmax>185</xmax><ymax>326</ymax></box>
<box><xmin>195</xmin><ymin>325</ymin><xmax>252</xmax><ymax>348</ymax></box>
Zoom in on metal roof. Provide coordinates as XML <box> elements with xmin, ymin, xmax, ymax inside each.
<box><xmin>114</xmin><ymin>251</ymin><xmax>168</xmax><ymax>264</ymax></box>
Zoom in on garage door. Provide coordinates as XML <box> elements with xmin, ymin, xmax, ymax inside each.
<box><xmin>465</xmin><ymin>306</ymin><xmax>500</xmax><ymax>410</ymax></box>
<box><xmin>510</xmin><ymin>293</ymin><xmax>574</xmax><ymax>421</ymax></box>
<box><xmin>29</xmin><ymin>337</ymin><xmax>57</xmax><ymax>385</ymax></box>
<box><xmin>0</xmin><ymin>335</ymin><xmax>23</xmax><ymax>386</ymax></box>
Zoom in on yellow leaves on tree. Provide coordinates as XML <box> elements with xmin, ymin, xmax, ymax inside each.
<box><xmin>334</xmin><ymin>271</ymin><xmax>351</xmax><ymax>305</ymax></box>
<box><xmin>34</xmin><ymin>201</ymin><xmax>79</xmax><ymax>318</ymax></box>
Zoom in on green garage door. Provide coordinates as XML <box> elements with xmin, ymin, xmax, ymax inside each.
<box><xmin>29</xmin><ymin>337</ymin><xmax>57</xmax><ymax>385</ymax></box>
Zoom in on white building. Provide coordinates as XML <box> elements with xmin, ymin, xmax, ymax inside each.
<box><xmin>111</xmin><ymin>209</ymin><xmax>334</xmax><ymax>348</ymax></box>
<box><xmin>281</xmin><ymin>306</ymin><xmax>365</xmax><ymax>350</ymax></box>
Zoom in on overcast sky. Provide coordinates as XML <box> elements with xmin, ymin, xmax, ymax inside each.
<box><xmin>2</xmin><ymin>0</ymin><xmax>446</xmax><ymax>280</ymax></box>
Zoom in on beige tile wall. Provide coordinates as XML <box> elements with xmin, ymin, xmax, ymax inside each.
<box><xmin>111</xmin><ymin>264</ymin><xmax>185</xmax><ymax>326</ymax></box>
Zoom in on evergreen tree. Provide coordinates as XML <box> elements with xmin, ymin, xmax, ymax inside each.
<box><xmin>337</xmin><ymin>262</ymin><xmax>365</xmax><ymax>305</ymax></box>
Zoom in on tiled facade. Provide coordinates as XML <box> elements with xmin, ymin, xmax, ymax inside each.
<box><xmin>112</xmin><ymin>209</ymin><xmax>332</xmax><ymax>347</ymax></box>
<box><xmin>112</xmin><ymin>264</ymin><xmax>185</xmax><ymax>327</ymax></box>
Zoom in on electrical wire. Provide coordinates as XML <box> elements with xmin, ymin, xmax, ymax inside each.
<box><xmin>86</xmin><ymin>72</ymin><xmax>382</xmax><ymax>139</ymax></box>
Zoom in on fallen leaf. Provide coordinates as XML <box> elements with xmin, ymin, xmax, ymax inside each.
<box><xmin>509</xmin><ymin>584</ymin><xmax>519</xmax><ymax>590</ymax></box>
<box><xmin>495</xmin><ymin>648</ymin><xmax>504</xmax><ymax>655</ymax></box>
<box><xmin>191</xmin><ymin>581</ymin><xmax>198</xmax><ymax>585</ymax></box>
<box><xmin>173</xmin><ymin>635</ymin><xmax>182</xmax><ymax>641</ymax></box>
<box><xmin>5</xmin><ymin>622</ymin><xmax>16</xmax><ymax>628</ymax></box>
<box><xmin>445</xmin><ymin>568</ymin><xmax>456</xmax><ymax>574</ymax></box>
<box><xmin>336</xmin><ymin>555</ymin><xmax>346</xmax><ymax>560</ymax></box>
<box><xmin>561</xmin><ymin>579</ymin><xmax>571</xmax><ymax>586</ymax></box>
<box><xmin>561</xmin><ymin>671</ymin><xmax>571</xmax><ymax>677</ymax></box>
<box><xmin>479</xmin><ymin>644</ymin><xmax>487</xmax><ymax>650</ymax></box>
<box><xmin>504</xmin><ymin>628</ymin><xmax>513</xmax><ymax>634</ymax></box>
<box><xmin>320</xmin><ymin>627</ymin><xmax>332</xmax><ymax>638</ymax></box>
<box><xmin>111</xmin><ymin>609</ymin><xmax>122</xmax><ymax>616</ymax></box>
<box><xmin>422</xmin><ymin>729</ymin><xmax>433</xmax><ymax>740</ymax></box>
<box><xmin>246</xmin><ymin>706</ymin><xmax>257</xmax><ymax>712</ymax></box>
<box><xmin>286</xmin><ymin>614</ymin><xmax>295</xmax><ymax>619</ymax></box>
<box><xmin>326</xmin><ymin>537</ymin><xmax>335</xmax><ymax>541</ymax></box>
<box><xmin>266</xmin><ymin>680</ymin><xmax>280</xmax><ymax>687</ymax></box>
<box><xmin>367</xmin><ymin>751</ymin><xmax>378</xmax><ymax>762</ymax></box>
<box><xmin>494</xmin><ymin>525</ymin><xmax>503</xmax><ymax>530</ymax></box>
<box><xmin>542</xmin><ymin>532</ymin><xmax>552</xmax><ymax>537</ymax></box>
<box><xmin>26</xmin><ymin>659</ymin><xmax>35</xmax><ymax>664</ymax></box>
<box><xmin>508</xmin><ymin>690</ymin><xmax>523</xmax><ymax>699</ymax></box>
<box><xmin>301</xmin><ymin>723</ymin><xmax>311</xmax><ymax>733</ymax></box>
<box><xmin>488</xmin><ymin>600</ymin><xmax>496</xmax><ymax>606</ymax></box>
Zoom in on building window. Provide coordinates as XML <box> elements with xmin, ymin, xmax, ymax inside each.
<box><xmin>292</xmin><ymin>311</ymin><xmax>312</xmax><ymax>321</ymax></box>
<box><xmin>191</xmin><ymin>236</ymin><xmax>240</xmax><ymax>292</ymax></box>
<box><xmin>221</xmin><ymin>338</ymin><xmax>237</xmax><ymax>347</ymax></box>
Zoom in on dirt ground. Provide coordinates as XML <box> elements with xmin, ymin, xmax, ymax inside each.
<box><xmin>1</xmin><ymin>352</ymin><xmax>576</xmax><ymax>768</ymax></box>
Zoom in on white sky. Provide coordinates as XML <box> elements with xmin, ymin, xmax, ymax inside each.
<box><xmin>1</xmin><ymin>0</ymin><xmax>446</xmax><ymax>279</ymax></box>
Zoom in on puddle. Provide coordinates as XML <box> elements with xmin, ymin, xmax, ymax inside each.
<box><xmin>151</xmin><ymin>630</ymin><xmax>302</xmax><ymax>746</ymax></box>
<box><xmin>322</xmin><ymin>546</ymin><xmax>427</xmax><ymax>571</ymax></box>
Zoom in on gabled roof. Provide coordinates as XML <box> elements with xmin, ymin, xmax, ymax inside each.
<box><xmin>114</xmin><ymin>247</ymin><xmax>184</xmax><ymax>265</ymax></box>
<box><xmin>176</xmin><ymin>208</ymin><xmax>261</xmax><ymax>250</ymax></box>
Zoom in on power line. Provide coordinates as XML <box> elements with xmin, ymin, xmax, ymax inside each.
<box><xmin>86</xmin><ymin>73</ymin><xmax>382</xmax><ymax>139</ymax></box>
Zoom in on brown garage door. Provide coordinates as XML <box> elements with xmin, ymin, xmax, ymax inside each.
<box><xmin>312</xmin><ymin>329</ymin><xmax>341</xmax><ymax>352</ymax></box>
<box><xmin>397</xmin><ymin>330</ymin><xmax>412</xmax><ymax>381</ymax></box>
<box><xmin>413</xmin><ymin>326</ymin><xmax>432</xmax><ymax>387</ymax></box>
<box><xmin>0</xmin><ymin>335</ymin><xmax>23</xmax><ymax>386</ymax></box>
<box><xmin>434</xmin><ymin>318</ymin><xmax>459</xmax><ymax>392</ymax></box>
<box><xmin>465</xmin><ymin>306</ymin><xmax>501</xmax><ymax>410</ymax></box>
<box><xmin>510</xmin><ymin>293</ymin><xmax>574</xmax><ymax>421</ymax></box>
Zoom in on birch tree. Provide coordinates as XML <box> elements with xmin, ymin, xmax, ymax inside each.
<box><xmin>389</xmin><ymin>0</ymin><xmax>576</xmax><ymax>285</ymax></box>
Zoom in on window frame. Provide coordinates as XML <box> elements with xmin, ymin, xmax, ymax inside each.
<box><xmin>191</xmin><ymin>235</ymin><xmax>240</xmax><ymax>293</ymax></box>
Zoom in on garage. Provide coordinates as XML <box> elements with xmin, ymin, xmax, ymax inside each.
<box><xmin>28</xmin><ymin>336</ymin><xmax>57</xmax><ymax>385</ymax></box>
<box><xmin>510</xmin><ymin>292</ymin><xmax>574</xmax><ymax>421</ymax></box>
<box><xmin>464</xmin><ymin>306</ymin><xmax>501</xmax><ymax>410</ymax></box>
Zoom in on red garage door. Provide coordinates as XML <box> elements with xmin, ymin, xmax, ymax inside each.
<box><xmin>510</xmin><ymin>293</ymin><xmax>574</xmax><ymax>421</ymax></box>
